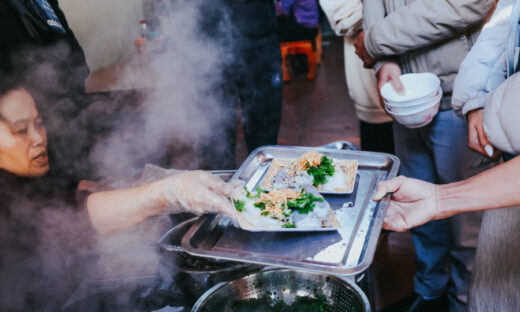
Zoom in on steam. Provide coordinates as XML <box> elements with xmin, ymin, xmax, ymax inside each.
<box><xmin>89</xmin><ymin>0</ymin><xmax>235</xmax><ymax>179</ymax></box>
<box><xmin>2</xmin><ymin>0</ymin><xmax>238</xmax><ymax>310</ymax></box>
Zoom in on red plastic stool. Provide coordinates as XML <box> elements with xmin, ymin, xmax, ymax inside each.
<box><xmin>280</xmin><ymin>41</ymin><xmax>317</xmax><ymax>81</ymax></box>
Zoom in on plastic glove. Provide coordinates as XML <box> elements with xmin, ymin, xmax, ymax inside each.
<box><xmin>158</xmin><ymin>170</ymin><xmax>236</xmax><ymax>218</ymax></box>
<box><xmin>372</xmin><ymin>176</ymin><xmax>445</xmax><ymax>232</ymax></box>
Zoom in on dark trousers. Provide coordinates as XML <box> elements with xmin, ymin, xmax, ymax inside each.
<box><xmin>359</xmin><ymin>120</ymin><xmax>395</xmax><ymax>154</ymax></box>
<box><xmin>277</xmin><ymin>14</ymin><xmax>318</xmax><ymax>42</ymax></box>
<box><xmin>200</xmin><ymin>38</ymin><xmax>283</xmax><ymax>170</ymax></box>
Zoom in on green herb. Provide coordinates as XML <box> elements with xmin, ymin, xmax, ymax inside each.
<box><xmin>244</xmin><ymin>186</ymin><xmax>252</xmax><ymax>199</ymax></box>
<box><xmin>256</xmin><ymin>186</ymin><xmax>269</xmax><ymax>194</ymax></box>
<box><xmin>287</xmin><ymin>189</ymin><xmax>324</xmax><ymax>214</ymax></box>
<box><xmin>282</xmin><ymin>222</ymin><xmax>296</xmax><ymax>228</ymax></box>
<box><xmin>233</xmin><ymin>200</ymin><xmax>245</xmax><ymax>212</ymax></box>
<box><xmin>306</xmin><ymin>155</ymin><xmax>335</xmax><ymax>186</ymax></box>
<box><xmin>245</xmin><ymin>186</ymin><xmax>268</xmax><ymax>200</ymax></box>
<box><xmin>261</xmin><ymin>211</ymin><xmax>270</xmax><ymax>216</ymax></box>
<box><xmin>254</xmin><ymin>202</ymin><xmax>266</xmax><ymax>210</ymax></box>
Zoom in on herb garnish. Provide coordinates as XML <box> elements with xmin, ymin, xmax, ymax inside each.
<box><xmin>245</xmin><ymin>186</ymin><xmax>268</xmax><ymax>199</ymax></box>
<box><xmin>254</xmin><ymin>202</ymin><xmax>266</xmax><ymax>210</ymax></box>
<box><xmin>233</xmin><ymin>200</ymin><xmax>245</xmax><ymax>212</ymax></box>
<box><xmin>306</xmin><ymin>155</ymin><xmax>335</xmax><ymax>186</ymax></box>
<box><xmin>256</xmin><ymin>186</ymin><xmax>269</xmax><ymax>194</ymax></box>
<box><xmin>287</xmin><ymin>189</ymin><xmax>324</xmax><ymax>214</ymax></box>
<box><xmin>282</xmin><ymin>222</ymin><xmax>296</xmax><ymax>228</ymax></box>
<box><xmin>244</xmin><ymin>187</ymin><xmax>253</xmax><ymax>199</ymax></box>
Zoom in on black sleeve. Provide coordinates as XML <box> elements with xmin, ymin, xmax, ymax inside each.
<box><xmin>49</xmin><ymin>0</ymin><xmax>90</xmax><ymax>93</ymax></box>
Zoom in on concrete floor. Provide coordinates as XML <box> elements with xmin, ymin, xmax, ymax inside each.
<box><xmin>267</xmin><ymin>35</ymin><xmax>417</xmax><ymax>310</ymax></box>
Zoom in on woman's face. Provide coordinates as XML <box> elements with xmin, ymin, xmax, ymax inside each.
<box><xmin>0</xmin><ymin>88</ymin><xmax>49</xmax><ymax>178</ymax></box>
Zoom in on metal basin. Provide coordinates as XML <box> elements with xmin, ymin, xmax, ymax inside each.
<box><xmin>191</xmin><ymin>268</ymin><xmax>370</xmax><ymax>312</ymax></box>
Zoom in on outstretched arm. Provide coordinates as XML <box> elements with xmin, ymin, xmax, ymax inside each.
<box><xmin>374</xmin><ymin>155</ymin><xmax>520</xmax><ymax>232</ymax></box>
<box><xmin>86</xmin><ymin>171</ymin><xmax>234</xmax><ymax>234</ymax></box>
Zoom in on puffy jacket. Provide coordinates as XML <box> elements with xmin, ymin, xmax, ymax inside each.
<box><xmin>362</xmin><ymin>0</ymin><xmax>495</xmax><ymax>109</ymax></box>
<box><xmin>483</xmin><ymin>71</ymin><xmax>520</xmax><ymax>154</ymax></box>
<box><xmin>452</xmin><ymin>0</ymin><xmax>520</xmax><ymax>154</ymax></box>
<box><xmin>452</xmin><ymin>0</ymin><xmax>516</xmax><ymax>117</ymax></box>
<box><xmin>320</xmin><ymin>0</ymin><xmax>391</xmax><ymax>123</ymax></box>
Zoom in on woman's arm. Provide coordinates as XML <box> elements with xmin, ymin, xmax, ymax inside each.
<box><xmin>363</xmin><ymin>0</ymin><xmax>495</xmax><ymax>60</ymax></box>
<box><xmin>373</xmin><ymin>155</ymin><xmax>520</xmax><ymax>232</ymax></box>
<box><xmin>86</xmin><ymin>171</ymin><xmax>234</xmax><ymax>235</ymax></box>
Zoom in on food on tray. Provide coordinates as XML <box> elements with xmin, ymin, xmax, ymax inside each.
<box><xmin>261</xmin><ymin>151</ymin><xmax>358</xmax><ymax>193</ymax></box>
<box><xmin>232</xmin><ymin>185</ymin><xmax>339</xmax><ymax>230</ymax></box>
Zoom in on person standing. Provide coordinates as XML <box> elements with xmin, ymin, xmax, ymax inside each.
<box><xmin>320</xmin><ymin>0</ymin><xmax>394</xmax><ymax>154</ymax></box>
<box><xmin>196</xmin><ymin>0</ymin><xmax>283</xmax><ymax>170</ymax></box>
<box><xmin>354</xmin><ymin>1</ymin><xmax>495</xmax><ymax>311</ymax></box>
<box><xmin>451</xmin><ymin>1</ymin><xmax>520</xmax><ymax>310</ymax></box>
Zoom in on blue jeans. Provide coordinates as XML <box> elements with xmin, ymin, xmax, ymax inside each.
<box><xmin>394</xmin><ymin>110</ymin><xmax>483</xmax><ymax>310</ymax></box>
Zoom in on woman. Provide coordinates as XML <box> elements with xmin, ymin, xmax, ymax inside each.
<box><xmin>320</xmin><ymin>0</ymin><xmax>394</xmax><ymax>154</ymax></box>
<box><xmin>0</xmin><ymin>78</ymin><xmax>235</xmax><ymax>310</ymax></box>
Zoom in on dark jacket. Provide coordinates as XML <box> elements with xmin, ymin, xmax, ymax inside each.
<box><xmin>0</xmin><ymin>170</ymin><xmax>95</xmax><ymax>311</ymax></box>
<box><xmin>0</xmin><ymin>0</ymin><xmax>89</xmax><ymax>96</ymax></box>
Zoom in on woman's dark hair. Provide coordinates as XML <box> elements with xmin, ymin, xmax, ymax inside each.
<box><xmin>0</xmin><ymin>74</ymin><xmax>25</xmax><ymax>101</ymax></box>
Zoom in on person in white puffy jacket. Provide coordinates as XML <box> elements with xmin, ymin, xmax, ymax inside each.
<box><xmin>319</xmin><ymin>0</ymin><xmax>394</xmax><ymax>154</ymax></box>
<box><xmin>452</xmin><ymin>0</ymin><xmax>519</xmax><ymax>157</ymax></box>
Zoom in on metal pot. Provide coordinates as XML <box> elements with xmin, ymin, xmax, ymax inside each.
<box><xmin>158</xmin><ymin>218</ymin><xmax>262</xmax><ymax>300</ymax></box>
<box><xmin>191</xmin><ymin>268</ymin><xmax>371</xmax><ymax>312</ymax></box>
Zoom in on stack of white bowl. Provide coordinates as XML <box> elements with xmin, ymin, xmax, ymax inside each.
<box><xmin>381</xmin><ymin>73</ymin><xmax>442</xmax><ymax>128</ymax></box>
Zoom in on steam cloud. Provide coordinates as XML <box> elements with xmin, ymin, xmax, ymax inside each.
<box><xmin>89</xmin><ymin>0</ymin><xmax>234</xmax><ymax>179</ymax></box>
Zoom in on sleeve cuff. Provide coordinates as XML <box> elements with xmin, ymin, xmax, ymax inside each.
<box><xmin>458</xmin><ymin>94</ymin><xmax>488</xmax><ymax>119</ymax></box>
<box><xmin>373</xmin><ymin>57</ymin><xmax>400</xmax><ymax>74</ymax></box>
<box><xmin>364</xmin><ymin>27</ymin><xmax>381</xmax><ymax>60</ymax></box>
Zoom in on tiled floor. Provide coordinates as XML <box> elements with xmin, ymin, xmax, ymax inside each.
<box><xmin>271</xmin><ymin>36</ymin><xmax>417</xmax><ymax>310</ymax></box>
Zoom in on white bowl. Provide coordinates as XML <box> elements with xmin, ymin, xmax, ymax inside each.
<box><xmin>388</xmin><ymin>99</ymin><xmax>441</xmax><ymax>128</ymax></box>
<box><xmin>381</xmin><ymin>73</ymin><xmax>440</xmax><ymax>103</ymax></box>
<box><xmin>385</xmin><ymin>87</ymin><xmax>442</xmax><ymax>114</ymax></box>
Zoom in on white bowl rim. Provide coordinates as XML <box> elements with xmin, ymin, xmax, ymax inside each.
<box><xmin>381</xmin><ymin>73</ymin><xmax>440</xmax><ymax>102</ymax></box>
<box><xmin>385</xmin><ymin>87</ymin><xmax>442</xmax><ymax>108</ymax></box>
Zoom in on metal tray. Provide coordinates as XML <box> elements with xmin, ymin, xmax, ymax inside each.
<box><xmin>182</xmin><ymin>145</ymin><xmax>399</xmax><ymax>275</ymax></box>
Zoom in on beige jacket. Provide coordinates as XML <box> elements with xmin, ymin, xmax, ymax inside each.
<box><xmin>320</xmin><ymin>0</ymin><xmax>391</xmax><ymax>123</ymax></box>
<box><xmin>363</xmin><ymin>0</ymin><xmax>495</xmax><ymax>98</ymax></box>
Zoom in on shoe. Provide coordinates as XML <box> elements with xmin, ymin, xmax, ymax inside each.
<box><xmin>378</xmin><ymin>292</ymin><xmax>449</xmax><ymax>312</ymax></box>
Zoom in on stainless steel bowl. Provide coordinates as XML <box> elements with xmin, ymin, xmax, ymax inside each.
<box><xmin>159</xmin><ymin>217</ymin><xmax>262</xmax><ymax>301</ymax></box>
<box><xmin>191</xmin><ymin>268</ymin><xmax>370</xmax><ymax>312</ymax></box>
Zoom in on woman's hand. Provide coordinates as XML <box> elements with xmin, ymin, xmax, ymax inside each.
<box><xmin>373</xmin><ymin>176</ymin><xmax>446</xmax><ymax>232</ymax></box>
<box><xmin>158</xmin><ymin>171</ymin><xmax>235</xmax><ymax>217</ymax></box>
<box><xmin>467</xmin><ymin>108</ymin><xmax>500</xmax><ymax>158</ymax></box>
<box><xmin>376</xmin><ymin>62</ymin><xmax>405</xmax><ymax>110</ymax></box>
